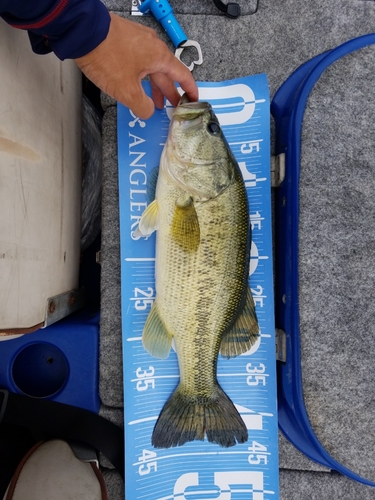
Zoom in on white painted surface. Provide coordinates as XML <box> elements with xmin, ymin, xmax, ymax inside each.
<box><xmin>0</xmin><ymin>20</ymin><xmax>82</xmax><ymax>331</ymax></box>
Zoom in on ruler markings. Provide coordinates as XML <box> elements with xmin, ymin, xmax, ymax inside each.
<box><xmin>119</xmin><ymin>76</ymin><xmax>279</xmax><ymax>499</ymax></box>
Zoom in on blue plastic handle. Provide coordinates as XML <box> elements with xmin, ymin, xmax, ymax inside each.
<box><xmin>139</xmin><ymin>0</ymin><xmax>187</xmax><ymax>47</ymax></box>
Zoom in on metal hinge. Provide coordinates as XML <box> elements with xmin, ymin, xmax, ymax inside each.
<box><xmin>271</xmin><ymin>153</ymin><xmax>285</xmax><ymax>187</ymax></box>
<box><xmin>95</xmin><ymin>250</ymin><xmax>102</xmax><ymax>266</ymax></box>
<box><xmin>275</xmin><ymin>328</ymin><xmax>287</xmax><ymax>362</ymax></box>
<box><xmin>45</xmin><ymin>289</ymin><xmax>85</xmax><ymax>328</ymax></box>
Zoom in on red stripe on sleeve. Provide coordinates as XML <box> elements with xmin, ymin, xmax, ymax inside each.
<box><xmin>9</xmin><ymin>0</ymin><xmax>70</xmax><ymax>30</ymax></box>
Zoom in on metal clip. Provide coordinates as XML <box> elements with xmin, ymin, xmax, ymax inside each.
<box><xmin>275</xmin><ymin>328</ymin><xmax>287</xmax><ymax>363</ymax></box>
<box><xmin>175</xmin><ymin>40</ymin><xmax>203</xmax><ymax>72</ymax></box>
<box><xmin>138</xmin><ymin>0</ymin><xmax>203</xmax><ymax>72</ymax></box>
<box><xmin>271</xmin><ymin>153</ymin><xmax>286</xmax><ymax>188</ymax></box>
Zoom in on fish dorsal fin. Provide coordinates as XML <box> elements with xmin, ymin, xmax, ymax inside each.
<box><xmin>170</xmin><ymin>196</ymin><xmax>200</xmax><ymax>253</ymax></box>
<box><xmin>134</xmin><ymin>199</ymin><xmax>160</xmax><ymax>238</ymax></box>
<box><xmin>220</xmin><ymin>286</ymin><xmax>259</xmax><ymax>358</ymax></box>
<box><xmin>142</xmin><ymin>301</ymin><xmax>173</xmax><ymax>359</ymax></box>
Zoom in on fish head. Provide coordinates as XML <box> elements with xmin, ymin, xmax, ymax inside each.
<box><xmin>163</xmin><ymin>99</ymin><xmax>235</xmax><ymax>202</ymax></box>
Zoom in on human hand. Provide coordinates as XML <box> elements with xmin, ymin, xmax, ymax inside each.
<box><xmin>74</xmin><ymin>12</ymin><xmax>198</xmax><ymax>119</ymax></box>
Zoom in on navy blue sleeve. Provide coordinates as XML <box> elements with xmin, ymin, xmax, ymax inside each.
<box><xmin>0</xmin><ymin>0</ymin><xmax>110</xmax><ymax>60</ymax></box>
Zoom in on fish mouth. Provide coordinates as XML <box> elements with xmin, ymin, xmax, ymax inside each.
<box><xmin>177</xmin><ymin>93</ymin><xmax>208</xmax><ymax>109</ymax></box>
<box><xmin>177</xmin><ymin>101</ymin><xmax>208</xmax><ymax>110</ymax></box>
<box><xmin>174</xmin><ymin>98</ymin><xmax>212</xmax><ymax>121</ymax></box>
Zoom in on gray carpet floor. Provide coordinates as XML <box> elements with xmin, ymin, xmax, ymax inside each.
<box><xmin>99</xmin><ymin>1</ymin><xmax>375</xmax><ymax>497</ymax></box>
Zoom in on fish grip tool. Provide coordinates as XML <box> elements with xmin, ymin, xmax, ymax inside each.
<box><xmin>272</xmin><ymin>33</ymin><xmax>375</xmax><ymax>487</ymax></box>
<box><xmin>138</xmin><ymin>0</ymin><xmax>203</xmax><ymax>71</ymax></box>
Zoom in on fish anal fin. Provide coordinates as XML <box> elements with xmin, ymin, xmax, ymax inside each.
<box><xmin>170</xmin><ymin>197</ymin><xmax>200</xmax><ymax>253</ymax></box>
<box><xmin>142</xmin><ymin>301</ymin><xmax>173</xmax><ymax>359</ymax></box>
<box><xmin>152</xmin><ymin>384</ymin><xmax>247</xmax><ymax>448</ymax></box>
<box><xmin>135</xmin><ymin>199</ymin><xmax>159</xmax><ymax>238</ymax></box>
<box><xmin>220</xmin><ymin>286</ymin><xmax>259</xmax><ymax>358</ymax></box>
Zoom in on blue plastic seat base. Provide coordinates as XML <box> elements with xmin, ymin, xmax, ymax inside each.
<box><xmin>272</xmin><ymin>33</ymin><xmax>375</xmax><ymax>486</ymax></box>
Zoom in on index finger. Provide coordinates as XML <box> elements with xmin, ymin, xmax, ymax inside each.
<box><xmin>160</xmin><ymin>52</ymin><xmax>199</xmax><ymax>103</ymax></box>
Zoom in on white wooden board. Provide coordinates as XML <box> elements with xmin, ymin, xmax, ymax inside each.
<box><xmin>0</xmin><ymin>20</ymin><xmax>82</xmax><ymax>332</ymax></box>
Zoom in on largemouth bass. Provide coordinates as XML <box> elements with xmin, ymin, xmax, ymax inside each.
<box><xmin>136</xmin><ymin>97</ymin><xmax>259</xmax><ymax>448</ymax></box>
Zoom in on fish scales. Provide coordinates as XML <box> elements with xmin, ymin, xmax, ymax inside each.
<box><xmin>156</xmin><ymin>170</ymin><xmax>249</xmax><ymax>396</ymax></box>
<box><xmin>136</xmin><ymin>97</ymin><xmax>259</xmax><ymax>448</ymax></box>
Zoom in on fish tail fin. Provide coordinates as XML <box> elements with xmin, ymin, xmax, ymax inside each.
<box><xmin>152</xmin><ymin>384</ymin><xmax>247</xmax><ymax>448</ymax></box>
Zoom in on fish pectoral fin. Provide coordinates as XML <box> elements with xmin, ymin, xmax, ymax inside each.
<box><xmin>170</xmin><ymin>197</ymin><xmax>200</xmax><ymax>253</ymax></box>
<box><xmin>135</xmin><ymin>199</ymin><xmax>160</xmax><ymax>237</ymax></box>
<box><xmin>220</xmin><ymin>286</ymin><xmax>259</xmax><ymax>358</ymax></box>
<box><xmin>142</xmin><ymin>301</ymin><xmax>173</xmax><ymax>359</ymax></box>
<box><xmin>147</xmin><ymin>166</ymin><xmax>159</xmax><ymax>203</ymax></box>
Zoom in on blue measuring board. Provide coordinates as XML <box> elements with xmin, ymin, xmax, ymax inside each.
<box><xmin>117</xmin><ymin>74</ymin><xmax>278</xmax><ymax>500</ymax></box>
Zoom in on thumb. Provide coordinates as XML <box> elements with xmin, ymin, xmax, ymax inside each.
<box><xmin>125</xmin><ymin>85</ymin><xmax>155</xmax><ymax>120</ymax></box>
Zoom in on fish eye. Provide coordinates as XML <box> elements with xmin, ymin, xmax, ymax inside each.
<box><xmin>207</xmin><ymin>122</ymin><xmax>221</xmax><ymax>135</ymax></box>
